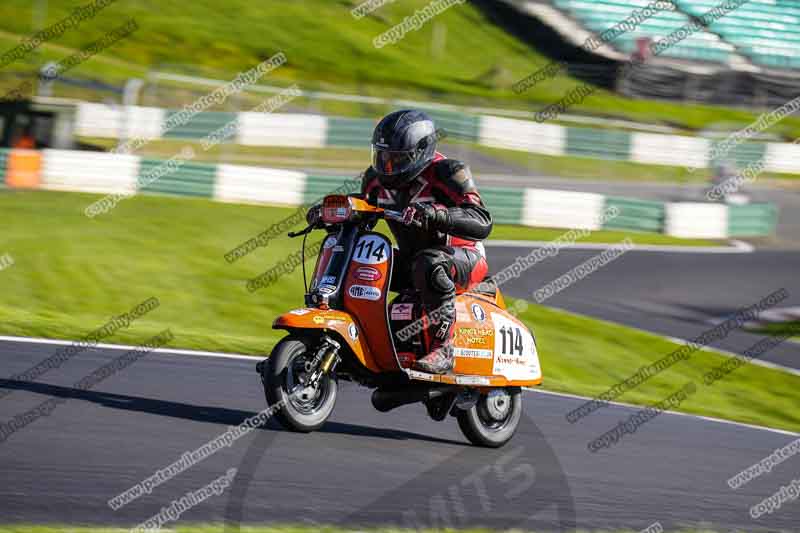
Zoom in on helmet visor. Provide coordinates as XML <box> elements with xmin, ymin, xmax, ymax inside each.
<box><xmin>371</xmin><ymin>146</ymin><xmax>417</xmax><ymax>176</ymax></box>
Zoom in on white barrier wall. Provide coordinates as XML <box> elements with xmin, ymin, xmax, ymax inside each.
<box><xmin>75</xmin><ymin>103</ymin><xmax>166</xmax><ymax>141</ymax></box>
<box><xmin>75</xmin><ymin>103</ymin><xmax>123</xmax><ymax>138</ymax></box>
<box><xmin>213</xmin><ymin>164</ymin><xmax>306</xmax><ymax>206</ymax></box>
<box><xmin>764</xmin><ymin>142</ymin><xmax>800</xmax><ymax>174</ymax></box>
<box><xmin>522</xmin><ymin>188</ymin><xmax>605</xmax><ymax>229</ymax></box>
<box><xmin>41</xmin><ymin>149</ymin><xmax>140</xmax><ymax>195</ymax></box>
<box><xmin>665</xmin><ymin>202</ymin><xmax>729</xmax><ymax>239</ymax></box>
<box><xmin>236</xmin><ymin>113</ymin><xmax>327</xmax><ymax>148</ymax></box>
<box><xmin>478</xmin><ymin>115</ymin><xmax>566</xmax><ymax>155</ymax></box>
<box><xmin>630</xmin><ymin>133</ymin><xmax>710</xmax><ymax>168</ymax></box>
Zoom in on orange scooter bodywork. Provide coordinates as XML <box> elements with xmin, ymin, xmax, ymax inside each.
<box><xmin>273</xmin><ymin>195</ymin><xmax>542</xmax><ymax>389</ymax></box>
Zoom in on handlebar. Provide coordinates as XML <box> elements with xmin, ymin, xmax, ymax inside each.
<box><xmin>288</xmin><ymin>207</ymin><xmax>413</xmax><ymax>238</ymax></box>
<box><xmin>382</xmin><ymin>209</ymin><xmax>405</xmax><ymax>223</ymax></box>
<box><xmin>288</xmin><ymin>224</ymin><xmax>314</xmax><ymax>238</ymax></box>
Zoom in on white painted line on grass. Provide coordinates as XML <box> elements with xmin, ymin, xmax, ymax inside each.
<box><xmin>485</xmin><ymin>239</ymin><xmax>754</xmax><ymax>253</ymax></box>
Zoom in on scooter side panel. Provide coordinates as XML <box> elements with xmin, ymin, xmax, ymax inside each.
<box><xmin>451</xmin><ymin>294</ymin><xmax>542</xmax><ymax>386</ymax></box>
<box><xmin>272</xmin><ymin>308</ymin><xmax>380</xmax><ymax>373</ymax></box>
<box><xmin>342</xmin><ymin>232</ymin><xmax>399</xmax><ymax>372</ymax></box>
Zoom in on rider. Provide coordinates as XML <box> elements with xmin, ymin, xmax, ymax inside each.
<box><xmin>308</xmin><ymin>110</ymin><xmax>493</xmax><ymax>374</ymax></box>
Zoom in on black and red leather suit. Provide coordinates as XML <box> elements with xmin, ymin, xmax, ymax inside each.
<box><xmin>359</xmin><ymin>152</ymin><xmax>492</xmax><ymax>356</ymax></box>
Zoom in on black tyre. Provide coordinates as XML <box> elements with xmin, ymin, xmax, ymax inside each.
<box><xmin>456</xmin><ymin>388</ymin><xmax>522</xmax><ymax>448</ymax></box>
<box><xmin>260</xmin><ymin>336</ymin><xmax>337</xmax><ymax>432</ymax></box>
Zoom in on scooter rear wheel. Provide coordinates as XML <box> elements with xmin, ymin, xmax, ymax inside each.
<box><xmin>261</xmin><ymin>335</ymin><xmax>337</xmax><ymax>432</ymax></box>
<box><xmin>456</xmin><ymin>387</ymin><xmax>522</xmax><ymax>448</ymax></box>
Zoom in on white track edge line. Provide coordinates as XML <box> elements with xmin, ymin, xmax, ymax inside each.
<box><xmin>0</xmin><ymin>335</ymin><xmax>258</xmax><ymax>361</ymax></box>
<box><xmin>522</xmin><ymin>387</ymin><xmax>799</xmax><ymax>437</ymax></box>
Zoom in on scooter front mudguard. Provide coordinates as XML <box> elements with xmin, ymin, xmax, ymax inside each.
<box><xmin>273</xmin><ymin>308</ymin><xmax>380</xmax><ymax>373</ymax></box>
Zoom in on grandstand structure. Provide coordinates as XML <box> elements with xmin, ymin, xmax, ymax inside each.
<box><xmin>542</xmin><ymin>0</ymin><xmax>800</xmax><ymax>70</ymax></box>
<box><xmin>499</xmin><ymin>0</ymin><xmax>800</xmax><ymax>106</ymax></box>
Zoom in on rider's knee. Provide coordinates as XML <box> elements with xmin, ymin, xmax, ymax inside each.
<box><xmin>412</xmin><ymin>249</ymin><xmax>455</xmax><ymax>298</ymax></box>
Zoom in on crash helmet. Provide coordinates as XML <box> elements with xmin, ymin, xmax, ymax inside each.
<box><xmin>370</xmin><ymin>109</ymin><xmax>438</xmax><ymax>189</ymax></box>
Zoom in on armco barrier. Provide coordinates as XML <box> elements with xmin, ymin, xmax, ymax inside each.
<box><xmin>303</xmin><ymin>174</ymin><xmax>360</xmax><ymax>205</ymax></box>
<box><xmin>162</xmin><ymin>110</ymin><xmax>237</xmax><ymax>140</ymax></box>
<box><xmin>603</xmin><ymin>196</ymin><xmax>664</xmax><ymax>232</ymax></box>
<box><xmin>138</xmin><ymin>159</ymin><xmax>216</xmax><ymax>198</ymax></box>
<box><xmin>728</xmin><ymin>204</ymin><xmax>779</xmax><ymax>237</ymax></box>
<box><xmin>71</xmin><ymin>102</ymin><xmax>800</xmax><ymax>174</ymax></box>
<box><xmin>566</xmin><ymin>127</ymin><xmax>631</xmax><ymax>161</ymax></box>
<box><xmin>0</xmin><ymin>148</ymin><xmax>778</xmax><ymax>237</ymax></box>
<box><xmin>325</xmin><ymin>117</ymin><xmax>374</xmax><ymax>148</ymax></box>
<box><xmin>480</xmin><ymin>186</ymin><xmax>525</xmax><ymax>226</ymax></box>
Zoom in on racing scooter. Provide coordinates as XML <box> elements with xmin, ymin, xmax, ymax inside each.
<box><xmin>256</xmin><ymin>194</ymin><xmax>542</xmax><ymax>447</ymax></box>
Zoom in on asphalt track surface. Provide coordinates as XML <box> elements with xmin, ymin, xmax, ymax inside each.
<box><xmin>1</xmin><ymin>245</ymin><xmax>798</xmax><ymax>531</ymax></box>
<box><xmin>1</xmin><ymin>338</ymin><xmax>798</xmax><ymax>532</ymax></box>
<box><xmin>488</xmin><ymin>245</ymin><xmax>800</xmax><ymax>371</ymax></box>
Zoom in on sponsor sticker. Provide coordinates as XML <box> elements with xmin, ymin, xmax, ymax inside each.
<box><xmin>391</xmin><ymin>303</ymin><xmax>414</xmax><ymax>320</ymax></box>
<box><xmin>455</xmin><ymin>375</ymin><xmax>491</xmax><ymax>386</ymax></box>
<box><xmin>348</xmin><ymin>322</ymin><xmax>358</xmax><ymax>340</ymax></box>
<box><xmin>348</xmin><ymin>284</ymin><xmax>381</xmax><ymax>301</ymax></box>
<box><xmin>453</xmin><ymin>347</ymin><xmax>493</xmax><ymax>359</ymax></box>
<box><xmin>471</xmin><ymin>303</ymin><xmax>486</xmax><ymax>322</ymax></box>
<box><xmin>323</xmin><ymin>236</ymin><xmax>337</xmax><ymax>249</ymax></box>
<box><xmin>333</xmin><ymin>245</ymin><xmax>345</xmax><ymax>252</ymax></box>
<box><xmin>321</xmin><ymin>275</ymin><xmax>337</xmax><ymax>285</ymax></box>
<box><xmin>354</xmin><ymin>266</ymin><xmax>382</xmax><ymax>282</ymax></box>
<box><xmin>318</xmin><ymin>284</ymin><xmax>337</xmax><ymax>294</ymax></box>
<box><xmin>456</xmin><ymin>327</ymin><xmax>493</xmax><ymax>345</ymax></box>
<box><xmin>289</xmin><ymin>309</ymin><xmax>311</xmax><ymax>315</ymax></box>
<box><xmin>313</xmin><ymin>316</ymin><xmax>325</xmax><ymax>324</ymax></box>
<box><xmin>406</xmin><ymin>369</ymin><xmax>437</xmax><ymax>381</ymax></box>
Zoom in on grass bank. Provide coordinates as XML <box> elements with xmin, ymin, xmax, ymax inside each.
<box><xmin>2</xmin><ymin>1</ymin><xmax>800</xmax><ymax>137</ymax></box>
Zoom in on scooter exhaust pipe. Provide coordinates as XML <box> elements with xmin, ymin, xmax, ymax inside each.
<box><xmin>371</xmin><ymin>385</ymin><xmax>453</xmax><ymax>413</ymax></box>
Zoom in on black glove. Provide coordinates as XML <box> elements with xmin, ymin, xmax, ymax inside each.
<box><xmin>401</xmin><ymin>202</ymin><xmax>450</xmax><ymax>232</ymax></box>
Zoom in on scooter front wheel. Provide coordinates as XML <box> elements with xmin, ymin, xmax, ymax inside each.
<box><xmin>260</xmin><ymin>336</ymin><xmax>337</xmax><ymax>432</ymax></box>
<box><xmin>456</xmin><ymin>387</ymin><xmax>522</xmax><ymax>448</ymax></box>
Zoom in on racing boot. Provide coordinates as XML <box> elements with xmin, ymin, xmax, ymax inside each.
<box><xmin>414</xmin><ymin>343</ymin><xmax>453</xmax><ymax>374</ymax></box>
<box><xmin>413</xmin><ymin>299</ymin><xmax>455</xmax><ymax>374</ymax></box>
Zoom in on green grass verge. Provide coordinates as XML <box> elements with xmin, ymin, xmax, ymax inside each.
<box><xmin>1</xmin><ymin>190</ymin><xmax>796</xmax><ymax>433</ymax></box>
<box><xmin>3</xmin><ymin>1</ymin><xmax>800</xmax><ymax>138</ymax></box>
<box><xmin>745</xmin><ymin>320</ymin><xmax>800</xmax><ymax>342</ymax></box>
<box><xmin>489</xmin><ymin>226</ymin><xmax>717</xmax><ymax>246</ymax></box>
